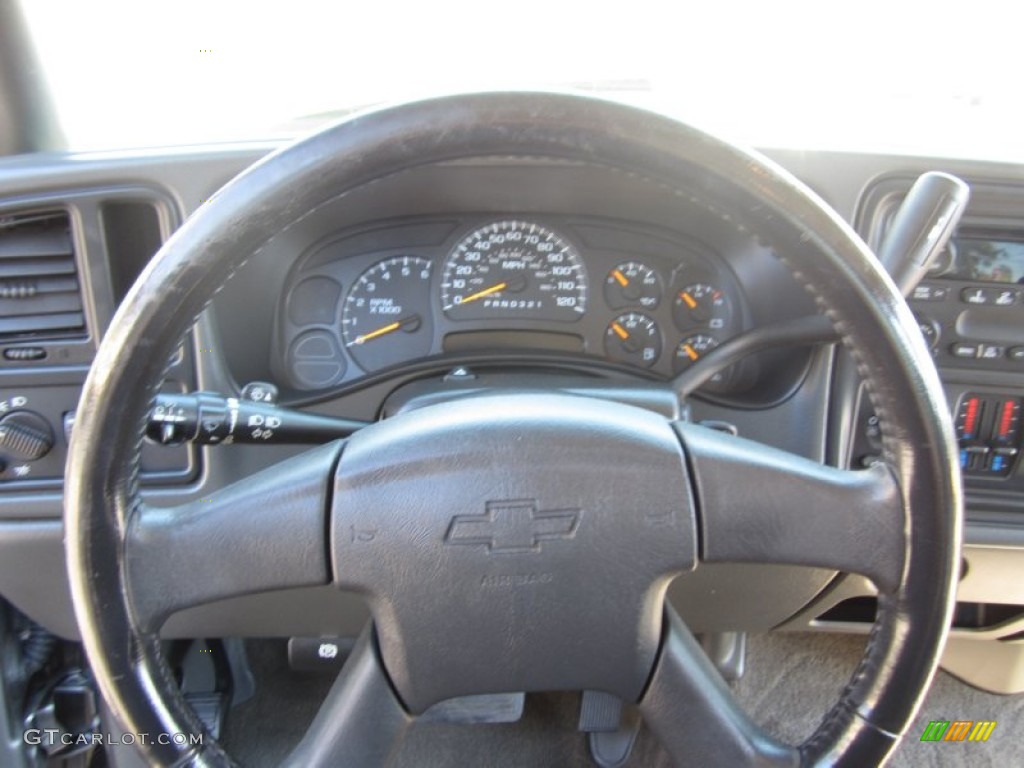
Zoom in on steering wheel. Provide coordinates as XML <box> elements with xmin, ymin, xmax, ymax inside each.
<box><xmin>65</xmin><ymin>92</ymin><xmax>961</xmax><ymax>767</ymax></box>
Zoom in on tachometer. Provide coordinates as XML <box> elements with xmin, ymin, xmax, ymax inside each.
<box><xmin>341</xmin><ymin>256</ymin><xmax>433</xmax><ymax>372</ymax></box>
<box><xmin>441</xmin><ymin>220</ymin><xmax>587</xmax><ymax>322</ymax></box>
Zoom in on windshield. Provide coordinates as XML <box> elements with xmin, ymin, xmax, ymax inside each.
<box><xmin>19</xmin><ymin>0</ymin><xmax>1024</xmax><ymax>162</ymax></box>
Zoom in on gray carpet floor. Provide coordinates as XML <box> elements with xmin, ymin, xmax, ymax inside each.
<box><xmin>730</xmin><ymin>631</ymin><xmax>1017</xmax><ymax>768</ymax></box>
<box><xmin>221</xmin><ymin>632</ymin><xmax>1023</xmax><ymax>766</ymax></box>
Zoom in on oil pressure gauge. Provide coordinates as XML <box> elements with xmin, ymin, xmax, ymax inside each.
<box><xmin>604</xmin><ymin>261</ymin><xmax>661</xmax><ymax>309</ymax></box>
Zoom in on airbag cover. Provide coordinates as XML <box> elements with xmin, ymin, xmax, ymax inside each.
<box><xmin>331</xmin><ymin>393</ymin><xmax>696</xmax><ymax>712</ymax></box>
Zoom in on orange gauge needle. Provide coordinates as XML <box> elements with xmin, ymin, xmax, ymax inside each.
<box><xmin>349</xmin><ymin>315</ymin><xmax>420</xmax><ymax>346</ymax></box>
<box><xmin>458</xmin><ymin>281</ymin><xmax>507</xmax><ymax>305</ymax></box>
<box><xmin>351</xmin><ymin>321</ymin><xmax>400</xmax><ymax>345</ymax></box>
<box><xmin>611</xmin><ymin>322</ymin><xmax>630</xmax><ymax>340</ymax></box>
<box><xmin>682</xmin><ymin>343</ymin><xmax>699</xmax><ymax>361</ymax></box>
<box><xmin>612</xmin><ymin>269</ymin><xmax>629</xmax><ymax>287</ymax></box>
<box><xmin>680</xmin><ymin>292</ymin><xmax>698</xmax><ymax>310</ymax></box>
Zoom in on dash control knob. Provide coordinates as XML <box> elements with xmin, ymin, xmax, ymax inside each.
<box><xmin>914</xmin><ymin>316</ymin><xmax>940</xmax><ymax>350</ymax></box>
<box><xmin>0</xmin><ymin>411</ymin><xmax>54</xmax><ymax>461</ymax></box>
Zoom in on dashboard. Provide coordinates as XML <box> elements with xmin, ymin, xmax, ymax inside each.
<box><xmin>0</xmin><ymin>143</ymin><xmax>1023</xmax><ymax>670</ymax></box>
<box><xmin>278</xmin><ymin>215</ymin><xmax>748</xmax><ymax>393</ymax></box>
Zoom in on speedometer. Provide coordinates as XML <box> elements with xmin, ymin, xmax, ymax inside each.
<box><xmin>440</xmin><ymin>220</ymin><xmax>587</xmax><ymax>322</ymax></box>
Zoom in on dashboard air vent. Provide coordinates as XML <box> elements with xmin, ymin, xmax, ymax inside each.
<box><xmin>0</xmin><ymin>211</ymin><xmax>85</xmax><ymax>340</ymax></box>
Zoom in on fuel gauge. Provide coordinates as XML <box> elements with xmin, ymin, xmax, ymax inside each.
<box><xmin>604</xmin><ymin>313</ymin><xmax>662</xmax><ymax>368</ymax></box>
<box><xmin>673</xmin><ymin>282</ymin><xmax>731</xmax><ymax>331</ymax></box>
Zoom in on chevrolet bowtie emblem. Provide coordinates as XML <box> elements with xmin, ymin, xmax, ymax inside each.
<box><xmin>445</xmin><ymin>499</ymin><xmax>582</xmax><ymax>554</ymax></box>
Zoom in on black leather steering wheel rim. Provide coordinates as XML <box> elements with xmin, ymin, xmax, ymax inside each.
<box><xmin>64</xmin><ymin>92</ymin><xmax>961</xmax><ymax>767</ymax></box>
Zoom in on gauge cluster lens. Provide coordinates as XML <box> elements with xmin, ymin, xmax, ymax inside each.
<box><xmin>281</xmin><ymin>216</ymin><xmax>748</xmax><ymax>393</ymax></box>
<box><xmin>441</xmin><ymin>220</ymin><xmax>587</xmax><ymax>322</ymax></box>
<box><xmin>341</xmin><ymin>256</ymin><xmax>433</xmax><ymax>372</ymax></box>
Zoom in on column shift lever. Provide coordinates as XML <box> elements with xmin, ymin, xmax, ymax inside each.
<box><xmin>875</xmin><ymin>171</ymin><xmax>970</xmax><ymax>297</ymax></box>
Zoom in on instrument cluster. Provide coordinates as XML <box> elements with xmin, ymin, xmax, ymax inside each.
<box><xmin>278</xmin><ymin>216</ymin><xmax>748</xmax><ymax>392</ymax></box>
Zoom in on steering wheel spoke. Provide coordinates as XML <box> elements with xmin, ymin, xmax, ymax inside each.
<box><xmin>676</xmin><ymin>422</ymin><xmax>906</xmax><ymax>594</ymax></box>
<box><xmin>125</xmin><ymin>441</ymin><xmax>343</xmax><ymax>632</ymax></box>
<box><xmin>640</xmin><ymin>607</ymin><xmax>799</xmax><ymax>766</ymax></box>
<box><xmin>283</xmin><ymin>625</ymin><xmax>410</xmax><ymax>768</ymax></box>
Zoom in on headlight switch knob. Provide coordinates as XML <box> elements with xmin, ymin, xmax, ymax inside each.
<box><xmin>0</xmin><ymin>410</ymin><xmax>54</xmax><ymax>461</ymax></box>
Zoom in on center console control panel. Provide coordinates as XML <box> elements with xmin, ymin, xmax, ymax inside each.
<box><xmin>910</xmin><ymin>280</ymin><xmax>1024</xmax><ymax>369</ymax></box>
<box><xmin>851</xmin><ymin>386</ymin><xmax>1024</xmax><ymax>485</ymax></box>
<box><xmin>853</xmin><ymin>177</ymin><xmax>1024</xmax><ymax>501</ymax></box>
<box><xmin>954</xmin><ymin>393</ymin><xmax>1022</xmax><ymax>476</ymax></box>
<box><xmin>850</xmin><ymin>222</ymin><xmax>1024</xmax><ymax>488</ymax></box>
<box><xmin>0</xmin><ymin>342</ymin><xmax>197</xmax><ymax>490</ymax></box>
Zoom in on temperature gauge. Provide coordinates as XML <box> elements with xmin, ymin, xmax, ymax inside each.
<box><xmin>604</xmin><ymin>262</ymin><xmax>661</xmax><ymax>309</ymax></box>
<box><xmin>673</xmin><ymin>282</ymin><xmax>731</xmax><ymax>331</ymax></box>
<box><xmin>604</xmin><ymin>313</ymin><xmax>662</xmax><ymax>368</ymax></box>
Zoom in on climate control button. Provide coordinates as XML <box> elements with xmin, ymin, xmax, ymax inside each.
<box><xmin>950</xmin><ymin>342</ymin><xmax>978</xmax><ymax>359</ymax></box>
<box><xmin>961</xmin><ymin>286</ymin><xmax>994</xmax><ymax>305</ymax></box>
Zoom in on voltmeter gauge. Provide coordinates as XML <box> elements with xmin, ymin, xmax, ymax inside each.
<box><xmin>673</xmin><ymin>282</ymin><xmax>731</xmax><ymax>331</ymax></box>
<box><xmin>604</xmin><ymin>261</ymin><xmax>661</xmax><ymax>309</ymax></box>
<box><xmin>604</xmin><ymin>312</ymin><xmax>661</xmax><ymax>368</ymax></box>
